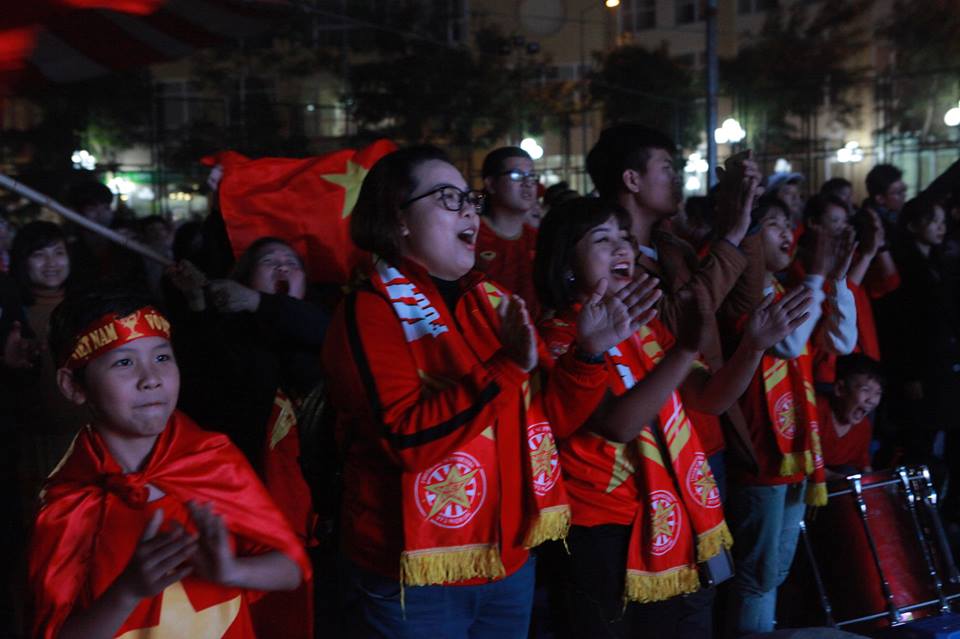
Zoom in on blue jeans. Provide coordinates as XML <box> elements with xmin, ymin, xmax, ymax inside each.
<box><xmin>725</xmin><ymin>481</ymin><xmax>806</xmax><ymax>637</ymax></box>
<box><xmin>347</xmin><ymin>557</ymin><xmax>536</xmax><ymax>639</ymax></box>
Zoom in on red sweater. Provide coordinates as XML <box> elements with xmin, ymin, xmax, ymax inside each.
<box><xmin>816</xmin><ymin>396</ymin><xmax>871</xmax><ymax>471</ymax></box>
<box><xmin>322</xmin><ymin>264</ymin><xmax>607</xmax><ymax>580</ymax></box>
<box><xmin>476</xmin><ymin>219</ymin><xmax>540</xmax><ymax>320</ymax></box>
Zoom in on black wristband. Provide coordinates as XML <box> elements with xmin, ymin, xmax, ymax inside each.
<box><xmin>574</xmin><ymin>346</ymin><xmax>606</xmax><ymax>364</ymax></box>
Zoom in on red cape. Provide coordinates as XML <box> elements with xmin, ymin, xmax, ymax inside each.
<box><xmin>29</xmin><ymin>411</ymin><xmax>311</xmax><ymax>639</ymax></box>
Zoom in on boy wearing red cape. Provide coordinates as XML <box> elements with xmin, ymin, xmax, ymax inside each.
<box><xmin>28</xmin><ymin>285</ymin><xmax>311</xmax><ymax>639</ymax></box>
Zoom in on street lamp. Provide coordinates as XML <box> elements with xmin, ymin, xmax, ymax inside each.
<box><xmin>521</xmin><ymin>137</ymin><xmax>544</xmax><ymax>160</ymax></box>
<box><xmin>944</xmin><ymin>102</ymin><xmax>960</xmax><ymax>127</ymax></box>
<box><xmin>579</xmin><ymin>1</ymin><xmax>620</xmax><ymax>187</ymax></box>
<box><xmin>836</xmin><ymin>141</ymin><xmax>863</xmax><ymax>163</ymax></box>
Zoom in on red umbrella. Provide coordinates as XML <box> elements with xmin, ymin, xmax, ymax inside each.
<box><xmin>0</xmin><ymin>0</ymin><xmax>292</xmax><ymax>91</ymax></box>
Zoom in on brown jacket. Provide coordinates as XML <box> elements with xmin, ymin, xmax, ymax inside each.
<box><xmin>637</xmin><ymin>229</ymin><xmax>765</xmax><ymax>472</ymax></box>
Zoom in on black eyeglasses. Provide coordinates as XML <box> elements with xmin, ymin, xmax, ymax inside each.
<box><xmin>497</xmin><ymin>169</ymin><xmax>540</xmax><ymax>184</ymax></box>
<box><xmin>400</xmin><ymin>186</ymin><xmax>486</xmax><ymax>212</ymax></box>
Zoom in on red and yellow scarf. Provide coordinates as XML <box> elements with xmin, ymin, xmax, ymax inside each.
<box><xmin>759</xmin><ymin>285</ymin><xmax>827</xmax><ymax>505</ymax></box>
<box><xmin>606</xmin><ymin>324</ymin><xmax>732</xmax><ymax>602</ymax></box>
<box><xmin>369</xmin><ymin>259</ymin><xmax>569</xmax><ymax>586</ymax></box>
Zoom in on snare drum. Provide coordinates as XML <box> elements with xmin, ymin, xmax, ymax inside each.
<box><xmin>777</xmin><ymin>467</ymin><xmax>960</xmax><ymax>632</ymax></box>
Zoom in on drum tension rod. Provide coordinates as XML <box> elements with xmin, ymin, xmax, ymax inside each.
<box><xmin>849</xmin><ymin>474</ymin><xmax>903</xmax><ymax>625</ymax></box>
<box><xmin>897</xmin><ymin>466</ymin><xmax>950</xmax><ymax>614</ymax></box>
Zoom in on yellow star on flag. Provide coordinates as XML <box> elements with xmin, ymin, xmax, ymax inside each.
<box><xmin>693</xmin><ymin>462</ymin><xmax>717</xmax><ymax>506</ymax></box>
<box><xmin>425</xmin><ymin>465</ymin><xmax>478</xmax><ymax>520</ymax></box>
<box><xmin>322</xmin><ymin>158</ymin><xmax>370</xmax><ymax>218</ymax></box>
<box><xmin>652</xmin><ymin>501</ymin><xmax>676</xmax><ymax>540</ymax></box>
<box><xmin>117</xmin><ymin>580</ymin><xmax>241</xmax><ymax>639</ymax></box>
<box><xmin>530</xmin><ymin>435</ymin><xmax>556</xmax><ymax>479</ymax></box>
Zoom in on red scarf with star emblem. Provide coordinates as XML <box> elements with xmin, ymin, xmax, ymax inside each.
<box><xmin>540</xmin><ymin>312</ymin><xmax>731</xmax><ymax>603</ymax></box>
<box><xmin>758</xmin><ymin>286</ymin><xmax>827</xmax><ymax>506</ymax></box>
<box><xmin>29</xmin><ymin>411</ymin><xmax>311</xmax><ymax>639</ymax></box>
<box><xmin>368</xmin><ymin>259</ymin><xmax>569</xmax><ymax>586</ymax></box>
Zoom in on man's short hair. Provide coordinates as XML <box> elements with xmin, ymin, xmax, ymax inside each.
<box><xmin>865</xmin><ymin>164</ymin><xmax>903</xmax><ymax>198</ymax></box>
<box><xmin>835</xmin><ymin>353</ymin><xmax>884</xmax><ymax>388</ymax></box>
<box><xmin>67</xmin><ymin>181</ymin><xmax>113</xmax><ymax>212</ymax></box>
<box><xmin>820</xmin><ymin>177</ymin><xmax>852</xmax><ymax>198</ymax></box>
<box><xmin>48</xmin><ymin>283</ymin><xmax>157</xmax><ymax>381</ymax></box>
<box><xmin>481</xmin><ymin>147</ymin><xmax>532</xmax><ymax>179</ymax></box>
<box><xmin>586</xmin><ymin>124</ymin><xmax>676</xmax><ymax>200</ymax></box>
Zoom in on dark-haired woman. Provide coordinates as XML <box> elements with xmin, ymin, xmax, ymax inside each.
<box><xmin>322</xmin><ymin>146</ymin><xmax>654</xmax><ymax>638</ymax></box>
<box><xmin>533</xmin><ymin>197</ymin><xmax>809</xmax><ymax>638</ymax></box>
<box><xmin>9</xmin><ymin>222</ymin><xmax>89</xmax><ymax>498</ymax></box>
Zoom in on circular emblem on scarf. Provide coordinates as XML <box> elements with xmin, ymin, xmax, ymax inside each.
<box><xmin>527</xmin><ymin>422</ymin><xmax>560</xmax><ymax>496</ymax></box>
<box><xmin>685</xmin><ymin>452</ymin><xmax>721</xmax><ymax>509</ymax></box>
<box><xmin>649</xmin><ymin>489</ymin><xmax>682</xmax><ymax>557</ymax></box>
<box><xmin>415</xmin><ymin>452</ymin><xmax>487</xmax><ymax>529</ymax></box>
<box><xmin>774</xmin><ymin>393</ymin><xmax>796</xmax><ymax>439</ymax></box>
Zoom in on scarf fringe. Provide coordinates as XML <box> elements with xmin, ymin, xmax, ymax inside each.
<box><xmin>523</xmin><ymin>505</ymin><xmax>570</xmax><ymax>549</ymax></box>
<box><xmin>778</xmin><ymin>450</ymin><xmax>814</xmax><ymax>477</ymax></box>
<box><xmin>805</xmin><ymin>481</ymin><xmax>828</xmax><ymax>507</ymax></box>
<box><xmin>624</xmin><ymin>565</ymin><xmax>700</xmax><ymax>603</ymax></box>
<box><xmin>696</xmin><ymin>521</ymin><xmax>733</xmax><ymax>562</ymax></box>
<box><xmin>399</xmin><ymin>544</ymin><xmax>505</xmax><ymax>586</ymax></box>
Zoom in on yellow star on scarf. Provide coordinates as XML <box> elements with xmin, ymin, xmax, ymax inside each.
<box><xmin>530</xmin><ymin>435</ymin><xmax>556</xmax><ymax>479</ymax></box>
<box><xmin>652</xmin><ymin>501</ymin><xmax>676</xmax><ymax>540</ymax></box>
<box><xmin>117</xmin><ymin>580</ymin><xmax>241</xmax><ymax>639</ymax></box>
<box><xmin>322</xmin><ymin>159</ymin><xmax>369</xmax><ymax>218</ymax></box>
<box><xmin>269</xmin><ymin>393</ymin><xmax>296</xmax><ymax>450</ymax></box>
<box><xmin>606</xmin><ymin>442</ymin><xmax>638</xmax><ymax>493</ymax></box>
<box><xmin>693</xmin><ymin>462</ymin><xmax>717</xmax><ymax>506</ymax></box>
<box><xmin>425</xmin><ymin>465</ymin><xmax>479</xmax><ymax>520</ymax></box>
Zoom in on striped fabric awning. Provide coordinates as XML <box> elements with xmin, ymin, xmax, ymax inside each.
<box><xmin>0</xmin><ymin>0</ymin><xmax>293</xmax><ymax>91</ymax></box>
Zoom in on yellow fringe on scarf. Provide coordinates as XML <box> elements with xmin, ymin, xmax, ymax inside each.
<box><xmin>399</xmin><ymin>544</ymin><xmax>505</xmax><ymax>586</ymax></box>
<box><xmin>778</xmin><ymin>450</ymin><xmax>814</xmax><ymax>477</ymax></box>
<box><xmin>805</xmin><ymin>481</ymin><xmax>828</xmax><ymax>507</ymax></box>
<box><xmin>624</xmin><ymin>565</ymin><xmax>700</xmax><ymax>603</ymax></box>
<box><xmin>523</xmin><ymin>505</ymin><xmax>571</xmax><ymax>549</ymax></box>
<box><xmin>696</xmin><ymin>521</ymin><xmax>733</xmax><ymax>562</ymax></box>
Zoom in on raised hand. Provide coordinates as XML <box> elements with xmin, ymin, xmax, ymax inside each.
<box><xmin>859</xmin><ymin>207</ymin><xmax>885</xmax><ymax>256</ymax></box>
<box><xmin>208</xmin><ymin>279</ymin><xmax>261</xmax><ymax>314</ymax></box>
<box><xmin>715</xmin><ymin>150</ymin><xmax>764</xmax><ymax>246</ymax></box>
<box><xmin>498</xmin><ymin>294</ymin><xmax>538</xmax><ymax>373</ymax></box>
<box><xmin>115</xmin><ymin>509</ymin><xmax>197</xmax><ymax>601</ymax></box>
<box><xmin>166</xmin><ymin>260</ymin><xmax>208</xmax><ymax>311</ymax></box>
<box><xmin>829</xmin><ymin>227</ymin><xmax>859</xmax><ymax>281</ymax></box>
<box><xmin>807</xmin><ymin>223</ymin><xmax>835</xmax><ymax>277</ymax></box>
<box><xmin>577</xmin><ymin>274</ymin><xmax>663</xmax><ymax>356</ymax></box>
<box><xmin>674</xmin><ymin>290</ymin><xmax>711</xmax><ymax>354</ymax></box>
<box><xmin>187</xmin><ymin>501</ymin><xmax>240</xmax><ymax>587</ymax></box>
<box><xmin>744</xmin><ymin>287</ymin><xmax>813</xmax><ymax>351</ymax></box>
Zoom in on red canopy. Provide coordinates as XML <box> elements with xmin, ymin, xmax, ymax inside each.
<box><xmin>0</xmin><ymin>0</ymin><xmax>292</xmax><ymax>91</ymax></box>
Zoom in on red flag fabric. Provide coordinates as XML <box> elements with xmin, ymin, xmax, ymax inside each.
<box><xmin>217</xmin><ymin>139</ymin><xmax>398</xmax><ymax>284</ymax></box>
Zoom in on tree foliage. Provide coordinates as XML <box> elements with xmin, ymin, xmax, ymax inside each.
<box><xmin>878</xmin><ymin>0</ymin><xmax>960</xmax><ymax>140</ymax></box>
<box><xmin>589</xmin><ymin>45</ymin><xmax>699</xmax><ymax>149</ymax></box>
<box><xmin>720</xmin><ymin>0</ymin><xmax>870</xmax><ymax>152</ymax></box>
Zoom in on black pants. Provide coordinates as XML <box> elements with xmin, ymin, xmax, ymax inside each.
<box><xmin>566</xmin><ymin>524</ymin><xmax>715</xmax><ymax>639</ymax></box>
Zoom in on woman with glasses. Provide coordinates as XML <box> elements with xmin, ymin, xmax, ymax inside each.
<box><xmin>322</xmin><ymin>145</ymin><xmax>655</xmax><ymax>638</ymax></box>
<box><xmin>477</xmin><ymin>146</ymin><xmax>543</xmax><ymax>319</ymax></box>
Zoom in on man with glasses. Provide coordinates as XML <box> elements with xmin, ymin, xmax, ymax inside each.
<box><xmin>477</xmin><ymin>146</ymin><xmax>542</xmax><ymax>319</ymax></box>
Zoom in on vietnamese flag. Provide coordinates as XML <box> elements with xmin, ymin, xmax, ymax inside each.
<box><xmin>217</xmin><ymin>139</ymin><xmax>397</xmax><ymax>284</ymax></box>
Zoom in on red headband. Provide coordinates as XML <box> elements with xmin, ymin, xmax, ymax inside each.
<box><xmin>62</xmin><ymin>306</ymin><xmax>171</xmax><ymax>370</ymax></box>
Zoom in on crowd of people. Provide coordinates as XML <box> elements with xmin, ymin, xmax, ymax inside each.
<box><xmin>0</xmin><ymin>124</ymin><xmax>959</xmax><ymax>639</ymax></box>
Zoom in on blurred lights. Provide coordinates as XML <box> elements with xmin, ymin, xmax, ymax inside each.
<box><xmin>106</xmin><ymin>176</ymin><xmax>136</xmax><ymax>196</ymax></box>
<box><xmin>520</xmin><ymin>137</ymin><xmax>544</xmax><ymax>160</ymax></box>
<box><xmin>836</xmin><ymin>141</ymin><xmax>863</xmax><ymax>163</ymax></box>
<box><xmin>605</xmin><ymin>0</ymin><xmax>621</xmax><ymax>7</ymax></box>
<box><xmin>685</xmin><ymin>152</ymin><xmax>709</xmax><ymax>175</ymax></box>
<box><xmin>71</xmin><ymin>149</ymin><xmax>96</xmax><ymax>170</ymax></box>
<box><xmin>774</xmin><ymin>158</ymin><xmax>793</xmax><ymax>173</ymax></box>
<box><xmin>714</xmin><ymin>118</ymin><xmax>745</xmax><ymax>144</ymax></box>
<box><xmin>169</xmin><ymin>192</ymin><xmax>193</xmax><ymax>201</ymax></box>
<box><xmin>685</xmin><ymin>176</ymin><xmax>702</xmax><ymax>191</ymax></box>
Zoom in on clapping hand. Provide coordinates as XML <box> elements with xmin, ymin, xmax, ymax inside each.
<box><xmin>743</xmin><ymin>287</ymin><xmax>813</xmax><ymax>351</ymax></box>
<box><xmin>715</xmin><ymin>150</ymin><xmax>764</xmax><ymax>246</ymax></box>
<box><xmin>187</xmin><ymin>501</ymin><xmax>240</xmax><ymax>588</ymax></box>
<box><xmin>829</xmin><ymin>228</ymin><xmax>858</xmax><ymax>282</ymax></box>
<box><xmin>576</xmin><ymin>274</ymin><xmax>662</xmax><ymax>357</ymax></box>
<box><xmin>116</xmin><ymin>509</ymin><xmax>197</xmax><ymax>601</ymax></box>
<box><xmin>498</xmin><ymin>294</ymin><xmax>538</xmax><ymax>373</ymax></box>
